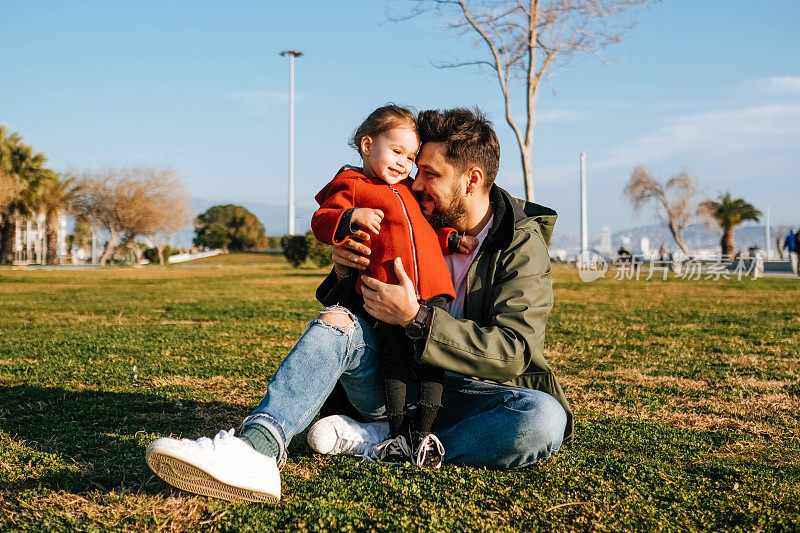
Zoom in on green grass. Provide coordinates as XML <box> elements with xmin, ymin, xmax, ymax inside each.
<box><xmin>1</xmin><ymin>254</ymin><xmax>798</xmax><ymax>531</ymax></box>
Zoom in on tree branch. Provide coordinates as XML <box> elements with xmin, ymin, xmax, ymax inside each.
<box><xmin>455</xmin><ymin>0</ymin><xmax>526</xmax><ymax>147</ymax></box>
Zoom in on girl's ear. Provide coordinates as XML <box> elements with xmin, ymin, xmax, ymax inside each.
<box><xmin>360</xmin><ymin>135</ymin><xmax>373</xmax><ymax>156</ymax></box>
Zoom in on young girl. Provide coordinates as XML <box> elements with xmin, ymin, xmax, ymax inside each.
<box><xmin>311</xmin><ymin>105</ymin><xmax>476</xmax><ymax>468</ymax></box>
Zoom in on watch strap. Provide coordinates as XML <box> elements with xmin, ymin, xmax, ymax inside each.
<box><xmin>405</xmin><ymin>302</ymin><xmax>432</xmax><ymax>339</ymax></box>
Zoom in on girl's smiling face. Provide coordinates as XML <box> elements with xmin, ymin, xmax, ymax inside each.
<box><xmin>360</xmin><ymin>126</ymin><xmax>419</xmax><ymax>185</ymax></box>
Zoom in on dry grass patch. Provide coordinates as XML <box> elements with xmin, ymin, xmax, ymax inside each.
<box><xmin>608</xmin><ymin>368</ymin><xmax>710</xmax><ymax>390</ymax></box>
<box><xmin>159</xmin><ymin>320</ymin><xmax>217</xmax><ymax>326</ymax></box>
<box><xmin>564</xmin><ymin>371</ymin><xmax>800</xmax><ymax>438</ymax></box>
<box><xmin>143</xmin><ymin>375</ymin><xmax>266</xmax><ymax>405</ymax></box>
<box><xmin>560</xmin><ymin>371</ymin><xmax>709</xmax><ymax>391</ymax></box>
<box><xmin>282</xmin><ymin>456</ymin><xmax>327</xmax><ymax>482</ymax></box>
<box><xmin>571</xmin><ymin>390</ymin><xmax>778</xmax><ymax>435</ymax></box>
<box><xmin>0</xmin><ymin>490</ymin><xmax>220</xmax><ymax>533</ymax></box>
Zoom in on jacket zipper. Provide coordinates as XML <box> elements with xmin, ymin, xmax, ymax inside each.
<box><xmin>390</xmin><ymin>186</ymin><xmax>420</xmax><ymax>298</ymax></box>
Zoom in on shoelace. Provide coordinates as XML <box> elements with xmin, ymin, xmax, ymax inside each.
<box><xmin>414</xmin><ymin>433</ymin><xmax>445</xmax><ymax>468</ymax></box>
<box><xmin>374</xmin><ymin>434</ymin><xmax>412</xmax><ymax>462</ymax></box>
<box><xmin>332</xmin><ymin>435</ymin><xmax>380</xmax><ymax>461</ymax></box>
<box><xmin>193</xmin><ymin>428</ymin><xmax>236</xmax><ymax>451</ymax></box>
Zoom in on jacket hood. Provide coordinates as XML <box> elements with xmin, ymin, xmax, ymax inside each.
<box><xmin>484</xmin><ymin>185</ymin><xmax>558</xmax><ymax>250</ymax></box>
<box><xmin>314</xmin><ymin>166</ymin><xmax>364</xmax><ymax>206</ymax></box>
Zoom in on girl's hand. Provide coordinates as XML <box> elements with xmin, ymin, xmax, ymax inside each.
<box><xmin>351</xmin><ymin>208</ymin><xmax>384</xmax><ymax>235</ymax></box>
<box><xmin>331</xmin><ymin>229</ymin><xmax>371</xmax><ymax>275</ymax></box>
<box><xmin>458</xmin><ymin>234</ymin><xmax>480</xmax><ymax>254</ymax></box>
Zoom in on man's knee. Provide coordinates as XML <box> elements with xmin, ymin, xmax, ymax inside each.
<box><xmin>512</xmin><ymin>391</ymin><xmax>567</xmax><ymax>454</ymax></box>
<box><xmin>318</xmin><ymin>306</ymin><xmax>356</xmax><ymax>332</ymax></box>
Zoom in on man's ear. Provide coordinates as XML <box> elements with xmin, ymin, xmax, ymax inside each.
<box><xmin>465</xmin><ymin>167</ymin><xmax>485</xmax><ymax>194</ymax></box>
<box><xmin>360</xmin><ymin>136</ymin><xmax>373</xmax><ymax>156</ymax></box>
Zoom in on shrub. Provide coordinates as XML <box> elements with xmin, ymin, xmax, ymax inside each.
<box><xmin>196</xmin><ymin>222</ymin><xmax>229</xmax><ymax>249</ymax></box>
<box><xmin>143</xmin><ymin>246</ymin><xmax>178</xmax><ymax>264</ymax></box>
<box><xmin>280</xmin><ymin>235</ymin><xmax>307</xmax><ymax>267</ymax></box>
<box><xmin>305</xmin><ymin>230</ymin><xmax>333</xmax><ymax>268</ymax></box>
<box><xmin>194</xmin><ymin>205</ymin><xmax>266</xmax><ymax>251</ymax></box>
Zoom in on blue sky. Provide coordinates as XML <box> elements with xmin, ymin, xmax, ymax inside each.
<box><xmin>2</xmin><ymin>0</ymin><xmax>799</xmax><ymax>238</ymax></box>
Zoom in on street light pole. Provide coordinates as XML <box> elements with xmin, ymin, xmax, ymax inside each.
<box><xmin>764</xmin><ymin>204</ymin><xmax>771</xmax><ymax>259</ymax></box>
<box><xmin>580</xmin><ymin>152</ymin><xmax>588</xmax><ymax>254</ymax></box>
<box><xmin>280</xmin><ymin>49</ymin><xmax>303</xmax><ymax>235</ymax></box>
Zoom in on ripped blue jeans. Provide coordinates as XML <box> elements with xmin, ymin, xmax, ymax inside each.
<box><xmin>242</xmin><ymin>306</ymin><xmax>566</xmax><ymax>469</ymax></box>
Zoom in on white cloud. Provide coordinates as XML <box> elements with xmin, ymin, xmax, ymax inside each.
<box><xmin>594</xmin><ymin>103</ymin><xmax>800</xmax><ymax>171</ymax></box>
<box><xmin>528</xmin><ymin>102</ymin><xmax>800</xmax><ymax>186</ymax></box>
<box><xmin>739</xmin><ymin>76</ymin><xmax>800</xmax><ymax>96</ymax></box>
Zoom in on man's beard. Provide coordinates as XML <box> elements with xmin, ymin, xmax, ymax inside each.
<box><xmin>420</xmin><ymin>180</ymin><xmax>468</xmax><ymax>230</ymax></box>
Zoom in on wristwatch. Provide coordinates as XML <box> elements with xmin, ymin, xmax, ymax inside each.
<box><xmin>405</xmin><ymin>303</ymin><xmax>432</xmax><ymax>340</ymax></box>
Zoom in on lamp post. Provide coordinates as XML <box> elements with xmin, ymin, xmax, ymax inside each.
<box><xmin>764</xmin><ymin>204</ymin><xmax>771</xmax><ymax>260</ymax></box>
<box><xmin>280</xmin><ymin>49</ymin><xmax>303</xmax><ymax>235</ymax></box>
<box><xmin>580</xmin><ymin>152</ymin><xmax>588</xmax><ymax>254</ymax></box>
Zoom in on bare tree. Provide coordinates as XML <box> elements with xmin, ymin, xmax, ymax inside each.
<box><xmin>72</xmin><ymin>170</ymin><xmax>124</xmax><ymax>265</ymax></box>
<box><xmin>392</xmin><ymin>0</ymin><xmax>649</xmax><ymax>202</ymax></box>
<box><xmin>72</xmin><ymin>167</ymin><xmax>192</xmax><ymax>265</ymax></box>
<box><xmin>624</xmin><ymin>166</ymin><xmax>698</xmax><ymax>256</ymax></box>
<box><xmin>115</xmin><ymin>169</ymin><xmax>167</xmax><ymax>265</ymax></box>
<box><xmin>141</xmin><ymin>175</ymin><xmax>193</xmax><ymax>265</ymax></box>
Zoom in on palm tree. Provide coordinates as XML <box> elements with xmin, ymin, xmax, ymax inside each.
<box><xmin>698</xmin><ymin>192</ymin><xmax>762</xmax><ymax>260</ymax></box>
<box><xmin>37</xmin><ymin>173</ymin><xmax>76</xmax><ymax>264</ymax></box>
<box><xmin>0</xmin><ymin>169</ymin><xmax>20</xmax><ymax>218</ymax></box>
<box><xmin>0</xmin><ymin>128</ymin><xmax>22</xmax><ymax>217</ymax></box>
<box><xmin>0</xmin><ymin>126</ymin><xmax>51</xmax><ymax>264</ymax></box>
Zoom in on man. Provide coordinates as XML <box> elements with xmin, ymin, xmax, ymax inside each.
<box><xmin>796</xmin><ymin>230</ymin><xmax>800</xmax><ymax>276</ymax></box>
<box><xmin>783</xmin><ymin>229</ymin><xmax>798</xmax><ymax>275</ymax></box>
<box><xmin>145</xmin><ymin>108</ymin><xmax>573</xmax><ymax>503</ymax></box>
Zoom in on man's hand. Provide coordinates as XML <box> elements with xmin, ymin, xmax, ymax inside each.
<box><xmin>361</xmin><ymin>257</ymin><xmax>420</xmax><ymax>326</ymax></box>
<box><xmin>331</xmin><ymin>229</ymin><xmax>371</xmax><ymax>277</ymax></box>
<box><xmin>351</xmin><ymin>208</ymin><xmax>384</xmax><ymax>235</ymax></box>
<box><xmin>458</xmin><ymin>234</ymin><xmax>480</xmax><ymax>255</ymax></box>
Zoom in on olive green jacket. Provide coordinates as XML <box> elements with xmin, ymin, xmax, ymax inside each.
<box><xmin>317</xmin><ymin>185</ymin><xmax>573</xmax><ymax>443</ymax></box>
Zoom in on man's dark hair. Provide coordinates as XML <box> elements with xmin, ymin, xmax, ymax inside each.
<box><xmin>416</xmin><ymin>108</ymin><xmax>500</xmax><ymax>189</ymax></box>
<box><xmin>349</xmin><ymin>104</ymin><xmax>417</xmax><ymax>156</ymax></box>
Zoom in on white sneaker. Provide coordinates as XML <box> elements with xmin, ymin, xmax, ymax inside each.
<box><xmin>146</xmin><ymin>428</ymin><xmax>280</xmax><ymax>503</ymax></box>
<box><xmin>307</xmin><ymin>415</ymin><xmax>389</xmax><ymax>462</ymax></box>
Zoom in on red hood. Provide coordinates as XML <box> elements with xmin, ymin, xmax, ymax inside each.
<box><xmin>315</xmin><ymin>168</ymin><xmax>366</xmax><ymax>206</ymax></box>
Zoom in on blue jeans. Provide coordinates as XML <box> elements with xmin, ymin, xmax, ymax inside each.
<box><xmin>242</xmin><ymin>307</ymin><xmax>567</xmax><ymax>469</ymax></box>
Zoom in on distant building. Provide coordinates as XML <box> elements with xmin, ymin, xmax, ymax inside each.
<box><xmin>640</xmin><ymin>237</ymin><xmax>650</xmax><ymax>257</ymax></box>
<box><xmin>12</xmin><ymin>211</ymin><xmax>68</xmax><ymax>265</ymax></box>
<box><xmin>600</xmin><ymin>226</ymin><xmax>612</xmax><ymax>256</ymax></box>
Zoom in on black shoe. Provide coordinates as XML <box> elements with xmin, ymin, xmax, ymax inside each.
<box><xmin>376</xmin><ymin>433</ymin><xmax>412</xmax><ymax>464</ymax></box>
<box><xmin>411</xmin><ymin>431</ymin><xmax>445</xmax><ymax>468</ymax></box>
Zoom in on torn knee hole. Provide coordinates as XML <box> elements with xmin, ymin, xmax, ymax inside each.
<box><xmin>319</xmin><ymin>309</ymin><xmax>356</xmax><ymax>331</ymax></box>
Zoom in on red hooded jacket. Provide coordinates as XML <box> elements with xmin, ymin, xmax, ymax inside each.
<box><xmin>312</xmin><ymin>167</ymin><xmax>456</xmax><ymax>301</ymax></box>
